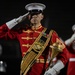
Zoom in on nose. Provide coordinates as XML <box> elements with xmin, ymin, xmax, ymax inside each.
<box><xmin>32</xmin><ymin>15</ymin><xmax>37</xmax><ymax>18</ymax></box>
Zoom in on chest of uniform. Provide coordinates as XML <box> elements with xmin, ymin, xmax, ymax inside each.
<box><xmin>18</xmin><ymin>30</ymin><xmax>42</xmax><ymax>45</ymax></box>
<box><xmin>21</xmin><ymin>30</ymin><xmax>40</xmax><ymax>37</ymax></box>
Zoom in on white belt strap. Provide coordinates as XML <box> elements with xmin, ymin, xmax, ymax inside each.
<box><xmin>69</xmin><ymin>58</ymin><xmax>75</xmax><ymax>61</ymax></box>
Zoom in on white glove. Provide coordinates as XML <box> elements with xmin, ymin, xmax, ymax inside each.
<box><xmin>71</xmin><ymin>33</ymin><xmax>75</xmax><ymax>41</ymax></box>
<box><xmin>16</xmin><ymin>12</ymin><xmax>29</xmax><ymax>23</ymax></box>
<box><xmin>44</xmin><ymin>68</ymin><xmax>57</xmax><ymax>75</ymax></box>
<box><xmin>6</xmin><ymin>12</ymin><xmax>29</xmax><ymax>29</ymax></box>
<box><xmin>44</xmin><ymin>60</ymin><xmax>64</xmax><ymax>75</ymax></box>
<box><xmin>65</xmin><ymin>33</ymin><xmax>75</xmax><ymax>46</ymax></box>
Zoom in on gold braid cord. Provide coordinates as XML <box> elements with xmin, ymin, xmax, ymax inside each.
<box><xmin>20</xmin><ymin>28</ymin><xmax>54</xmax><ymax>75</ymax></box>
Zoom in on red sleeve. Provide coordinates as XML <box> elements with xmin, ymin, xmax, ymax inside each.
<box><xmin>51</xmin><ymin>31</ymin><xmax>69</xmax><ymax>65</ymax></box>
<box><xmin>57</xmin><ymin>47</ymin><xmax>69</xmax><ymax>65</ymax></box>
<box><xmin>0</xmin><ymin>23</ymin><xmax>18</xmax><ymax>39</ymax></box>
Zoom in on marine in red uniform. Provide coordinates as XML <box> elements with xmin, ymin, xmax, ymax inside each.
<box><xmin>0</xmin><ymin>3</ymin><xmax>68</xmax><ymax>75</ymax></box>
<box><xmin>65</xmin><ymin>24</ymin><xmax>75</xmax><ymax>75</ymax></box>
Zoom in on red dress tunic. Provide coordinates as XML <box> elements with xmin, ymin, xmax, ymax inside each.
<box><xmin>0</xmin><ymin>24</ymin><xmax>68</xmax><ymax>75</ymax></box>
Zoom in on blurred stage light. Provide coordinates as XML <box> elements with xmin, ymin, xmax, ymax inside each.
<box><xmin>0</xmin><ymin>61</ymin><xmax>7</xmax><ymax>73</ymax></box>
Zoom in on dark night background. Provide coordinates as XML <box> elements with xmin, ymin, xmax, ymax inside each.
<box><xmin>0</xmin><ymin>0</ymin><xmax>75</xmax><ymax>75</ymax></box>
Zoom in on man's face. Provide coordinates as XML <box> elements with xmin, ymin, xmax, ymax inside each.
<box><xmin>28</xmin><ymin>13</ymin><xmax>44</xmax><ymax>24</ymax></box>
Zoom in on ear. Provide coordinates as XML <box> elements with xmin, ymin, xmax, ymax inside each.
<box><xmin>41</xmin><ymin>14</ymin><xmax>44</xmax><ymax>20</ymax></box>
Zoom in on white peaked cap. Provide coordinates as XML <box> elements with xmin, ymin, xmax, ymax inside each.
<box><xmin>25</xmin><ymin>3</ymin><xmax>46</xmax><ymax>11</ymax></box>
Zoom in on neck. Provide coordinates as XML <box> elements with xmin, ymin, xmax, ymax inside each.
<box><xmin>31</xmin><ymin>23</ymin><xmax>42</xmax><ymax>30</ymax></box>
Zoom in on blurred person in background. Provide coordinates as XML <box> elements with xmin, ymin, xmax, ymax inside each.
<box><xmin>65</xmin><ymin>24</ymin><xmax>75</xmax><ymax>75</ymax></box>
